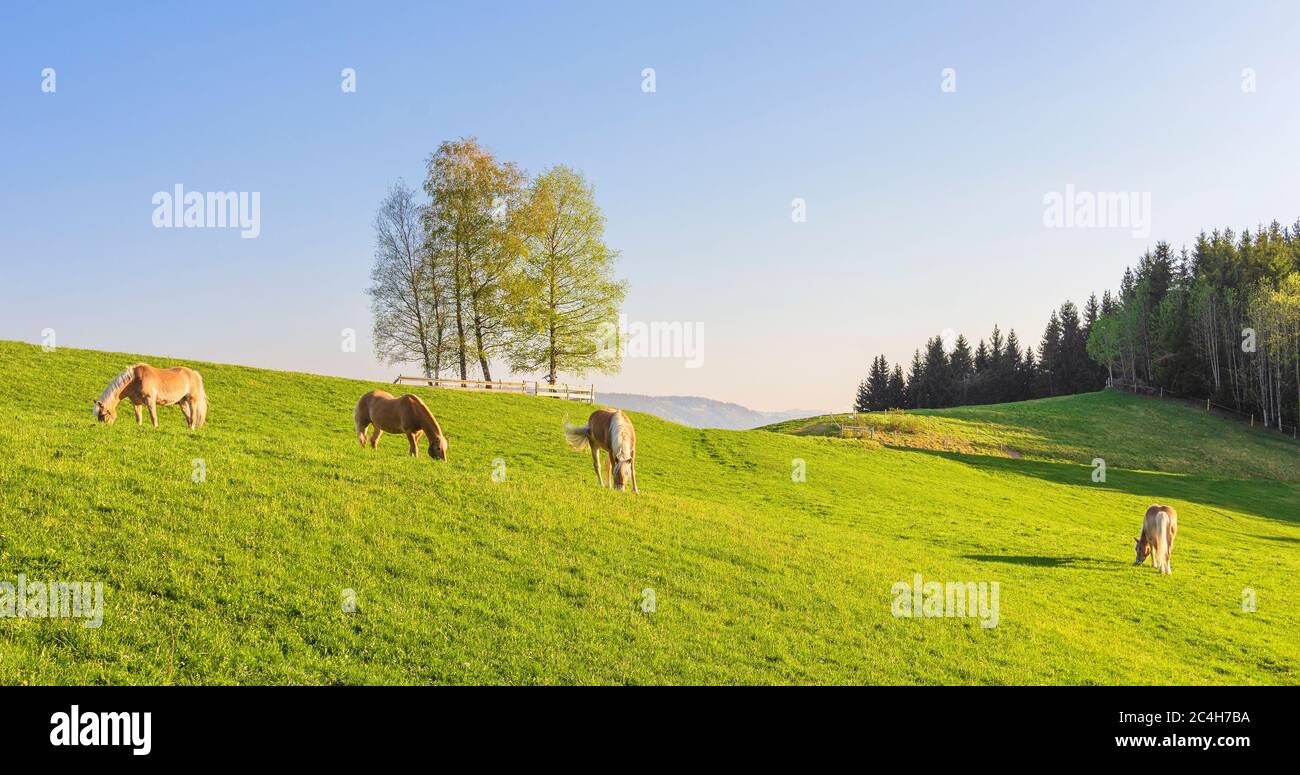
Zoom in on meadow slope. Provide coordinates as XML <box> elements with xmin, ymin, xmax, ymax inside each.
<box><xmin>0</xmin><ymin>340</ymin><xmax>1297</xmax><ymax>685</ymax></box>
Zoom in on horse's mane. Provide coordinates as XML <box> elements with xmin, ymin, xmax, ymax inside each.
<box><xmin>98</xmin><ymin>366</ymin><xmax>138</xmax><ymax>404</ymax></box>
<box><xmin>609</xmin><ymin>412</ymin><xmax>633</xmax><ymax>461</ymax></box>
<box><xmin>410</xmin><ymin>395</ymin><xmax>444</xmax><ymax>438</ymax></box>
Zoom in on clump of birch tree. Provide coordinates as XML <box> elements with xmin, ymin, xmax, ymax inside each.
<box><xmin>368</xmin><ymin>138</ymin><xmax>625</xmax><ymax>385</ymax></box>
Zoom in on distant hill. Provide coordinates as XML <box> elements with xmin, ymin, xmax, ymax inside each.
<box><xmin>598</xmin><ymin>391</ymin><xmax>828</xmax><ymax>430</ymax></box>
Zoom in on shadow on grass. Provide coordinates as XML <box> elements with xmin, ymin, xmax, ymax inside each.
<box><xmin>900</xmin><ymin>448</ymin><xmax>1300</xmax><ymax>527</ymax></box>
<box><xmin>960</xmin><ymin>554</ymin><xmax>1127</xmax><ymax>569</ymax></box>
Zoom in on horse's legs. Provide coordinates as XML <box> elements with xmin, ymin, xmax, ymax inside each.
<box><xmin>604</xmin><ymin>456</ymin><xmax>613</xmax><ymax>488</ymax></box>
<box><xmin>406</xmin><ymin>433</ymin><xmax>418</xmax><ymax>456</ymax></box>
<box><xmin>180</xmin><ymin>400</ymin><xmax>193</xmax><ymax>429</ymax></box>
<box><xmin>590</xmin><ymin>447</ymin><xmax>603</xmax><ymax>487</ymax></box>
<box><xmin>133</xmin><ymin>402</ymin><xmax>143</xmax><ymax>425</ymax></box>
<box><xmin>630</xmin><ymin>455</ymin><xmax>640</xmax><ymax>494</ymax></box>
<box><xmin>146</xmin><ymin>396</ymin><xmax>159</xmax><ymax>427</ymax></box>
<box><xmin>368</xmin><ymin>428</ymin><xmax>383</xmax><ymax>449</ymax></box>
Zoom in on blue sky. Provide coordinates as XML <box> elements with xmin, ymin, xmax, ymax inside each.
<box><xmin>2</xmin><ymin>1</ymin><xmax>1298</xmax><ymax>410</ymax></box>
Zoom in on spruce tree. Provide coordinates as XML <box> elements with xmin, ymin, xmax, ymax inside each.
<box><xmin>922</xmin><ymin>336</ymin><xmax>950</xmax><ymax>407</ymax></box>
<box><xmin>1021</xmin><ymin>346</ymin><xmax>1038</xmax><ymax>398</ymax></box>
<box><xmin>887</xmin><ymin>364</ymin><xmax>906</xmax><ymax>409</ymax></box>
<box><xmin>906</xmin><ymin>350</ymin><xmax>926</xmax><ymax>408</ymax></box>
<box><xmin>1058</xmin><ymin>301</ymin><xmax>1085</xmax><ymax>394</ymax></box>
<box><xmin>949</xmin><ymin>335</ymin><xmax>974</xmax><ymax>404</ymax></box>
<box><xmin>866</xmin><ymin>355</ymin><xmax>890</xmax><ymax>410</ymax></box>
<box><xmin>1003</xmin><ymin>330</ymin><xmax>1023</xmax><ymax>401</ymax></box>
<box><xmin>1037</xmin><ymin>311</ymin><xmax>1063</xmax><ymax>396</ymax></box>
<box><xmin>1084</xmin><ymin>293</ymin><xmax>1100</xmax><ymax>331</ymax></box>
<box><xmin>972</xmin><ymin>339</ymin><xmax>991</xmax><ymax>403</ymax></box>
<box><xmin>854</xmin><ymin>379</ymin><xmax>871</xmax><ymax>413</ymax></box>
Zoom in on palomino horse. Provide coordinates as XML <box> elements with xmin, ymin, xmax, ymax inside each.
<box><xmin>564</xmin><ymin>409</ymin><xmax>639</xmax><ymax>493</ymax></box>
<box><xmin>353</xmin><ymin>390</ymin><xmax>448</xmax><ymax>460</ymax></box>
<box><xmin>1135</xmin><ymin>504</ymin><xmax>1179</xmax><ymax>574</ymax></box>
<box><xmin>94</xmin><ymin>364</ymin><xmax>207</xmax><ymax>429</ymax></box>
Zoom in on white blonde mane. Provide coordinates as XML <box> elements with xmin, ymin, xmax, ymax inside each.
<box><xmin>98</xmin><ymin>366</ymin><xmax>137</xmax><ymax>405</ymax></box>
<box><xmin>609</xmin><ymin>412</ymin><xmax>633</xmax><ymax>461</ymax></box>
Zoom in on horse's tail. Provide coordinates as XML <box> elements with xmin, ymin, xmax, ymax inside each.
<box><xmin>563</xmin><ymin>421</ymin><xmax>591</xmax><ymax>451</ymax></box>
<box><xmin>191</xmin><ymin>371</ymin><xmax>208</xmax><ymax>428</ymax></box>
<box><xmin>1151</xmin><ymin>509</ymin><xmax>1172</xmax><ymax>570</ymax></box>
<box><xmin>353</xmin><ymin>393</ymin><xmax>371</xmax><ymax>442</ymax></box>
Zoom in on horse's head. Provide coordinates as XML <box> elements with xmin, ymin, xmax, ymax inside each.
<box><xmin>612</xmin><ymin>459</ymin><xmax>633</xmax><ymax>491</ymax></box>
<box><xmin>93</xmin><ymin>400</ymin><xmax>117</xmax><ymax>424</ymax></box>
<box><xmin>429</xmin><ymin>433</ymin><xmax>448</xmax><ymax>461</ymax></box>
<box><xmin>1133</xmin><ymin>536</ymin><xmax>1150</xmax><ymax>565</ymax></box>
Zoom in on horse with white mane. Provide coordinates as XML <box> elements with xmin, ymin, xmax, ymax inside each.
<box><xmin>353</xmin><ymin>390</ymin><xmax>448</xmax><ymax>460</ymax></box>
<box><xmin>1135</xmin><ymin>504</ymin><xmax>1178</xmax><ymax>574</ymax></box>
<box><xmin>94</xmin><ymin>364</ymin><xmax>208</xmax><ymax>429</ymax></box>
<box><xmin>565</xmin><ymin>409</ymin><xmax>639</xmax><ymax>493</ymax></box>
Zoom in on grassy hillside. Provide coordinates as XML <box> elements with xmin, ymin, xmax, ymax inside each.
<box><xmin>763</xmin><ymin>391</ymin><xmax>1300</xmax><ymax>482</ymax></box>
<box><xmin>1</xmin><ymin>340</ymin><xmax>1297</xmax><ymax>685</ymax></box>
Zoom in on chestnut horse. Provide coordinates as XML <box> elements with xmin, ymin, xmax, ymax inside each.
<box><xmin>564</xmin><ymin>409</ymin><xmax>639</xmax><ymax>493</ymax></box>
<box><xmin>1134</xmin><ymin>504</ymin><xmax>1179</xmax><ymax>574</ymax></box>
<box><xmin>94</xmin><ymin>364</ymin><xmax>207</xmax><ymax>429</ymax></box>
<box><xmin>353</xmin><ymin>390</ymin><xmax>448</xmax><ymax>460</ymax></box>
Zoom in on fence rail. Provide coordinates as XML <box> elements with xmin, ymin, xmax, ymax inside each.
<box><xmin>392</xmin><ymin>375</ymin><xmax>596</xmax><ymax>404</ymax></box>
<box><xmin>835</xmin><ymin>418</ymin><xmax>877</xmax><ymax>439</ymax></box>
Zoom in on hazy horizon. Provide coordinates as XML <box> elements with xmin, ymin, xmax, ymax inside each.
<box><xmin>3</xmin><ymin>1</ymin><xmax>1298</xmax><ymax>411</ymax></box>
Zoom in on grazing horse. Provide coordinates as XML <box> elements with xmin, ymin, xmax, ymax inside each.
<box><xmin>353</xmin><ymin>390</ymin><xmax>448</xmax><ymax>460</ymax></box>
<box><xmin>564</xmin><ymin>409</ymin><xmax>639</xmax><ymax>493</ymax></box>
<box><xmin>94</xmin><ymin>364</ymin><xmax>207</xmax><ymax>429</ymax></box>
<box><xmin>1135</xmin><ymin>504</ymin><xmax>1179</xmax><ymax>574</ymax></box>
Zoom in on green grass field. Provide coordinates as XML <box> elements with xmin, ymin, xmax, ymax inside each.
<box><xmin>1</xmin><ymin>340</ymin><xmax>1297</xmax><ymax>685</ymax></box>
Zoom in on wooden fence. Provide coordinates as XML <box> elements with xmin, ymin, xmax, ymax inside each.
<box><xmin>393</xmin><ymin>375</ymin><xmax>596</xmax><ymax>404</ymax></box>
<box><xmin>1106</xmin><ymin>379</ymin><xmax>1299</xmax><ymax>441</ymax></box>
<box><xmin>835</xmin><ymin>415</ymin><xmax>877</xmax><ymax>439</ymax></box>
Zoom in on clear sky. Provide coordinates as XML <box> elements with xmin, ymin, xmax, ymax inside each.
<box><xmin>2</xmin><ymin>1</ymin><xmax>1298</xmax><ymax>411</ymax></box>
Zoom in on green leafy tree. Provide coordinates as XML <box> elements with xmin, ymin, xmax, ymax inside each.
<box><xmin>1086</xmin><ymin>312</ymin><xmax>1123</xmax><ymax>383</ymax></box>
<box><xmin>424</xmin><ymin>137</ymin><xmax>525</xmax><ymax>380</ymax></box>
<box><xmin>507</xmin><ymin>165</ymin><xmax>625</xmax><ymax>384</ymax></box>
